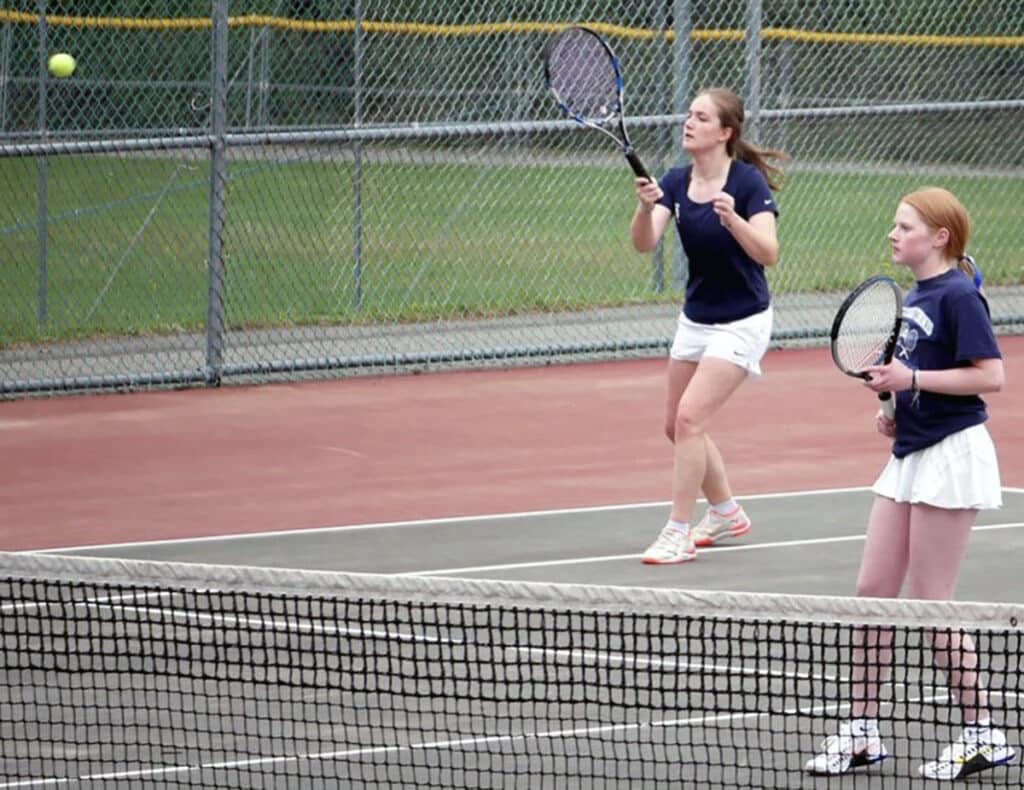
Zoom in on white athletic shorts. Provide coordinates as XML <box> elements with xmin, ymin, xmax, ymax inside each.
<box><xmin>669</xmin><ymin>306</ymin><xmax>773</xmax><ymax>377</ymax></box>
<box><xmin>872</xmin><ymin>423</ymin><xmax>1002</xmax><ymax>510</ymax></box>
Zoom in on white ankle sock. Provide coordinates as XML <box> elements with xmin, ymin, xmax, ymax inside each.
<box><xmin>849</xmin><ymin>718</ymin><xmax>879</xmax><ymax>736</ymax></box>
<box><xmin>710</xmin><ymin>499</ymin><xmax>738</xmax><ymax>515</ymax></box>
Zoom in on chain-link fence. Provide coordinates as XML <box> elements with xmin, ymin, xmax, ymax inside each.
<box><xmin>1</xmin><ymin>0</ymin><xmax>1022</xmax><ymax>396</ymax></box>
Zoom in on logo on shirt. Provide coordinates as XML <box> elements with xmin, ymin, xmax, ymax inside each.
<box><xmin>896</xmin><ymin>306</ymin><xmax>931</xmax><ymax>360</ymax></box>
<box><xmin>902</xmin><ymin>306</ymin><xmax>933</xmax><ymax>336</ymax></box>
<box><xmin>896</xmin><ymin>324</ymin><xmax>918</xmax><ymax>359</ymax></box>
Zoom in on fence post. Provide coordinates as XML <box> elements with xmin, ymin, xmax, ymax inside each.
<box><xmin>1</xmin><ymin>20</ymin><xmax>12</xmax><ymax>132</ymax></box>
<box><xmin>205</xmin><ymin>0</ymin><xmax>229</xmax><ymax>384</ymax></box>
<box><xmin>777</xmin><ymin>39</ymin><xmax>792</xmax><ymax>154</ymax></box>
<box><xmin>35</xmin><ymin>0</ymin><xmax>48</xmax><ymax>330</ymax></box>
<box><xmin>353</xmin><ymin>0</ymin><xmax>364</xmax><ymax>310</ymax></box>
<box><xmin>244</xmin><ymin>27</ymin><xmax>255</xmax><ymax>127</ymax></box>
<box><xmin>670</xmin><ymin>0</ymin><xmax>692</xmax><ymax>293</ymax></box>
<box><xmin>744</xmin><ymin>0</ymin><xmax>763</xmax><ymax>141</ymax></box>
<box><xmin>651</xmin><ymin>3</ymin><xmax>668</xmax><ymax>294</ymax></box>
<box><xmin>258</xmin><ymin>24</ymin><xmax>270</xmax><ymax>127</ymax></box>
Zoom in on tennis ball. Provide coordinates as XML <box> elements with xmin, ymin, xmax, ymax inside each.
<box><xmin>47</xmin><ymin>53</ymin><xmax>76</xmax><ymax>79</ymax></box>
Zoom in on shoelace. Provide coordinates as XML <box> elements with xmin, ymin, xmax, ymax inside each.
<box><xmin>655</xmin><ymin>528</ymin><xmax>686</xmax><ymax>546</ymax></box>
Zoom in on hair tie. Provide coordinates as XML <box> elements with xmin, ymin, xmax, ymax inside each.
<box><xmin>960</xmin><ymin>254</ymin><xmax>983</xmax><ymax>288</ymax></box>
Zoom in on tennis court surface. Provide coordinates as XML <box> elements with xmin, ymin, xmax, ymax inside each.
<box><xmin>5</xmin><ymin>495</ymin><xmax>1024</xmax><ymax>788</ymax></box>
<box><xmin>3</xmin><ymin>344</ymin><xmax>1024</xmax><ymax>788</ymax></box>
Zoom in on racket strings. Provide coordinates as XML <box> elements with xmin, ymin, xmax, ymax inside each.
<box><xmin>546</xmin><ymin>30</ymin><xmax>620</xmax><ymax>121</ymax></box>
<box><xmin>833</xmin><ymin>285</ymin><xmax>901</xmax><ymax>373</ymax></box>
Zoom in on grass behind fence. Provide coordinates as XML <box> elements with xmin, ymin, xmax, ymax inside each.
<box><xmin>1</xmin><ymin>153</ymin><xmax>1022</xmax><ymax>347</ymax></box>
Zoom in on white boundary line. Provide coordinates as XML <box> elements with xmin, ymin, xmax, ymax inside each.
<box><xmin>32</xmin><ymin>485</ymin><xmax>1024</xmax><ymax>558</ymax></box>
<box><xmin>34</xmin><ymin>485</ymin><xmax>878</xmax><ymax>553</ymax></box>
<box><xmin>407</xmin><ymin>521</ymin><xmax>1024</xmax><ymax>576</ymax></box>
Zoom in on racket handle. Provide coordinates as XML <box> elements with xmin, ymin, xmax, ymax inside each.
<box><xmin>879</xmin><ymin>392</ymin><xmax>895</xmax><ymax>420</ymax></box>
<box><xmin>625</xmin><ymin>150</ymin><xmax>650</xmax><ymax>181</ymax></box>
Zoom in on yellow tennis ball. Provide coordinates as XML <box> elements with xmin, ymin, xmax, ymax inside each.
<box><xmin>48</xmin><ymin>53</ymin><xmax>76</xmax><ymax>78</ymax></box>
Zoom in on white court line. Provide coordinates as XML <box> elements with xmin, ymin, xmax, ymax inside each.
<box><xmin>0</xmin><ymin>705</ymin><xmax>809</xmax><ymax>789</ymax></box>
<box><xmin>7</xmin><ymin>687</ymin><xmax>1016</xmax><ymax>790</ymax></box>
<box><xmin>27</xmin><ymin>485</ymin><xmax>1024</xmax><ymax>555</ymax></box>
<box><xmin>31</xmin><ymin>486</ymin><xmax>878</xmax><ymax>553</ymax></box>
<box><xmin>405</xmin><ymin>521</ymin><xmax>1024</xmax><ymax>577</ymax></box>
<box><xmin>1</xmin><ymin>690</ymin><xmax>1002</xmax><ymax>789</ymax></box>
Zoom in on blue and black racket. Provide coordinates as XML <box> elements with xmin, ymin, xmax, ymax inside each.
<box><xmin>544</xmin><ymin>25</ymin><xmax>649</xmax><ymax>181</ymax></box>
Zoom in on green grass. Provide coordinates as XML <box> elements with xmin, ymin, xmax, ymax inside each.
<box><xmin>1</xmin><ymin>154</ymin><xmax>1021</xmax><ymax>347</ymax></box>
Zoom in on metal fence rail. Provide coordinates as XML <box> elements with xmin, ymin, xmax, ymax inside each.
<box><xmin>1</xmin><ymin>0</ymin><xmax>1022</xmax><ymax>396</ymax></box>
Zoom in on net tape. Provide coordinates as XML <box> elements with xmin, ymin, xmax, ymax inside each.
<box><xmin>2</xmin><ymin>551</ymin><xmax>1019</xmax><ymax>630</ymax></box>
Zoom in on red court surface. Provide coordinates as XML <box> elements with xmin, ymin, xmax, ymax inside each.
<box><xmin>2</xmin><ymin>337</ymin><xmax>1022</xmax><ymax>552</ymax></box>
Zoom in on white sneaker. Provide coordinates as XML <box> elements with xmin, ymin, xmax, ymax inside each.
<box><xmin>641</xmin><ymin>526</ymin><xmax>696</xmax><ymax>564</ymax></box>
<box><xmin>918</xmin><ymin>724</ymin><xmax>1015</xmax><ymax>780</ymax></box>
<box><xmin>691</xmin><ymin>505</ymin><xmax>751</xmax><ymax>547</ymax></box>
<box><xmin>804</xmin><ymin>720</ymin><xmax>889</xmax><ymax>776</ymax></box>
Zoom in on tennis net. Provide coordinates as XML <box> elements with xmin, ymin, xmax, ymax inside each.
<box><xmin>1</xmin><ymin>551</ymin><xmax>1022</xmax><ymax>788</ymax></box>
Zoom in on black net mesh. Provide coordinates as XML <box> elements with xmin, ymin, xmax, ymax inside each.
<box><xmin>2</xmin><ymin>553</ymin><xmax>1023</xmax><ymax>788</ymax></box>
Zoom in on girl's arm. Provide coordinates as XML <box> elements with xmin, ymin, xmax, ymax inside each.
<box><xmin>711</xmin><ymin>190</ymin><xmax>779</xmax><ymax>266</ymax></box>
<box><xmin>726</xmin><ymin>211</ymin><xmax>779</xmax><ymax>267</ymax></box>
<box><xmin>864</xmin><ymin>357</ymin><xmax>1003</xmax><ymax>396</ymax></box>
<box><xmin>631</xmin><ymin>178</ymin><xmax>673</xmax><ymax>252</ymax></box>
<box><xmin>916</xmin><ymin>357</ymin><xmax>1004</xmax><ymax>395</ymax></box>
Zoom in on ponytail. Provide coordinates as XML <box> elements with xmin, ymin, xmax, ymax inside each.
<box><xmin>734</xmin><ymin>139</ymin><xmax>788</xmax><ymax>192</ymax></box>
<box><xmin>958</xmin><ymin>254</ymin><xmax>984</xmax><ymax>290</ymax></box>
<box><xmin>700</xmin><ymin>87</ymin><xmax>789</xmax><ymax>191</ymax></box>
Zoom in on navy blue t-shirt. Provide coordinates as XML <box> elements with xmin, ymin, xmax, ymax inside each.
<box><xmin>892</xmin><ymin>269</ymin><xmax>1002</xmax><ymax>458</ymax></box>
<box><xmin>656</xmin><ymin>160</ymin><xmax>778</xmax><ymax>324</ymax></box>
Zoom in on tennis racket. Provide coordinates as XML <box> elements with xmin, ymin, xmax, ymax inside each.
<box><xmin>543</xmin><ymin>25</ymin><xmax>650</xmax><ymax>180</ymax></box>
<box><xmin>829</xmin><ymin>275</ymin><xmax>904</xmax><ymax>419</ymax></box>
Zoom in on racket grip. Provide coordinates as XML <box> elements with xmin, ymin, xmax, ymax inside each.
<box><xmin>625</xmin><ymin>150</ymin><xmax>650</xmax><ymax>181</ymax></box>
<box><xmin>879</xmin><ymin>392</ymin><xmax>895</xmax><ymax>420</ymax></box>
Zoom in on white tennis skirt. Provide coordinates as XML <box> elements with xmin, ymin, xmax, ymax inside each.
<box><xmin>872</xmin><ymin>423</ymin><xmax>1002</xmax><ymax>510</ymax></box>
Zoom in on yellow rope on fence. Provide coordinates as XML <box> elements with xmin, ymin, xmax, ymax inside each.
<box><xmin>1</xmin><ymin>9</ymin><xmax>1022</xmax><ymax>48</ymax></box>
